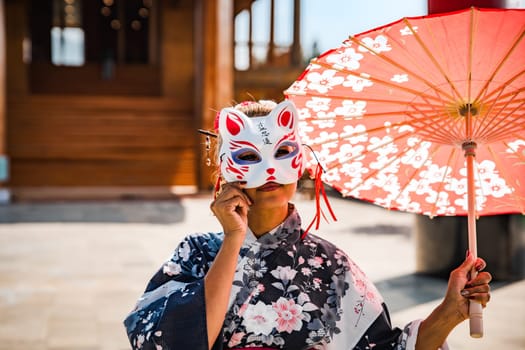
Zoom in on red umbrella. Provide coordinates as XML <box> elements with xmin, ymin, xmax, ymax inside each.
<box><xmin>285</xmin><ymin>7</ymin><xmax>525</xmax><ymax>338</ymax></box>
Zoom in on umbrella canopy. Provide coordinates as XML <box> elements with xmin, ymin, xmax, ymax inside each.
<box><xmin>286</xmin><ymin>7</ymin><xmax>524</xmax><ymax>218</ymax></box>
<box><xmin>285</xmin><ymin>7</ymin><xmax>525</xmax><ymax>337</ymax></box>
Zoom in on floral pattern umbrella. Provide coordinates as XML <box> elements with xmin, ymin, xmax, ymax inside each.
<box><xmin>285</xmin><ymin>7</ymin><xmax>525</xmax><ymax>337</ymax></box>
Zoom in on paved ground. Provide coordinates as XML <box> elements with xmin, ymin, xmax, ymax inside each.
<box><xmin>0</xmin><ymin>194</ymin><xmax>523</xmax><ymax>349</ymax></box>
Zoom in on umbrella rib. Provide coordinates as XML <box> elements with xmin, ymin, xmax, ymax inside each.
<box><xmin>306</xmin><ymin>116</ymin><xmax>454</xmax><ymax>150</ymax></box>
<box><xmin>473</xmin><ymin>83</ymin><xmax>518</xmax><ymax>140</ymax></box>
<box><xmin>474</xmin><ymin>25</ymin><xmax>525</xmax><ymax>103</ymax></box>
<box><xmin>310</xmin><ymin>59</ymin><xmax>450</xmax><ymax>104</ymax></box>
<box><xmin>476</xmin><ymin>95</ymin><xmax>525</xmax><ymax>142</ymax></box>
<box><xmin>472</xmin><ymin>69</ymin><xmax>525</xmax><ymax>140</ymax></box>
<box><xmin>296</xmin><ymin>92</ymin><xmax>441</xmax><ymax>115</ymax></box>
<box><xmin>428</xmin><ymin>146</ymin><xmax>457</xmax><ymax>218</ymax></box>
<box><xmin>347</xmin><ymin>26</ymin><xmax>458</xmax><ymax>101</ymax></box>
<box><xmin>320</xmin><ymin>126</ymin><xmax>415</xmax><ymax>170</ymax></box>
<box><xmin>502</xmin><ymin>138</ymin><xmax>525</xmax><ymax>165</ymax></box>
<box><xmin>398</xmin><ymin>17</ymin><xmax>463</xmax><ymax>101</ymax></box>
<box><xmin>479</xmin><ymin>103</ymin><xmax>525</xmax><ymax>142</ymax></box>
<box><xmin>406</xmin><ymin>103</ymin><xmax>464</xmax><ymax>145</ymax></box>
<box><xmin>477</xmin><ymin>71</ymin><xmax>525</xmax><ymax>104</ymax></box>
<box><xmin>389</xmin><ymin>140</ymin><xmax>442</xmax><ymax>209</ymax></box>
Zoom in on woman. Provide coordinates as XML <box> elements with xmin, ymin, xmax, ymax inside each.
<box><xmin>124</xmin><ymin>100</ymin><xmax>491</xmax><ymax>350</ymax></box>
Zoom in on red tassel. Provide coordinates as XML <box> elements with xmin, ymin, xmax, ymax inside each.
<box><xmin>302</xmin><ymin>163</ymin><xmax>337</xmax><ymax>239</ymax></box>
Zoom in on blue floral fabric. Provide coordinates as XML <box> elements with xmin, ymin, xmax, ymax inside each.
<box><xmin>124</xmin><ymin>204</ymin><xmax>421</xmax><ymax>349</ymax></box>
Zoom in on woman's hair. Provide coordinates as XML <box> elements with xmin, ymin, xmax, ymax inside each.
<box><xmin>232</xmin><ymin>100</ymin><xmax>277</xmax><ymax>117</ymax></box>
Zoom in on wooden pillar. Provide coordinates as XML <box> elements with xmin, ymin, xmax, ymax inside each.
<box><xmin>248</xmin><ymin>5</ymin><xmax>253</xmax><ymax>68</ymax></box>
<box><xmin>267</xmin><ymin>0</ymin><xmax>275</xmax><ymax>65</ymax></box>
<box><xmin>291</xmin><ymin>0</ymin><xmax>302</xmax><ymax>66</ymax></box>
<box><xmin>0</xmin><ymin>0</ymin><xmax>8</xmax><ymax>202</ymax></box>
<box><xmin>195</xmin><ymin>0</ymin><xmax>234</xmax><ymax>191</ymax></box>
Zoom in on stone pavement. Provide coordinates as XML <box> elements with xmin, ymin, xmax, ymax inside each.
<box><xmin>0</xmin><ymin>194</ymin><xmax>523</xmax><ymax>349</ymax></box>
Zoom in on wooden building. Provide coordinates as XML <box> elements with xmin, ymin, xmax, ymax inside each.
<box><xmin>0</xmin><ymin>0</ymin><xmax>304</xmax><ymax>201</ymax></box>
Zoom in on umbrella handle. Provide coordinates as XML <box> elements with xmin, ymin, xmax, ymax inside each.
<box><xmin>469</xmin><ymin>299</ymin><xmax>483</xmax><ymax>338</ymax></box>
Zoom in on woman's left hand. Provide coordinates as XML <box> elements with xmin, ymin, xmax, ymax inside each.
<box><xmin>443</xmin><ymin>251</ymin><xmax>492</xmax><ymax>321</ymax></box>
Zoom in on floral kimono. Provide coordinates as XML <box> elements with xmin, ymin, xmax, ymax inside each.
<box><xmin>124</xmin><ymin>204</ymin><xmax>423</xmax><ymax>349</ymax></box>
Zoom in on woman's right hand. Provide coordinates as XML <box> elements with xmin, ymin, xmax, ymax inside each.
<box><xmin>210</xmin><ymin>182</ymin><xmax>253</xmax><ymax>241</ymax></box>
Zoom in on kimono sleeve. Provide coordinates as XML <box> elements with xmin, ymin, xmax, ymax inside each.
<box><xmin>357</xmin><ymin>306</ymin><xmax>448</xmax><ymax>350</ymax></box>
<box><xmin>123</xmin><ymin>233</ymin><xmax>223</xmax><ymax>350</ymax></box>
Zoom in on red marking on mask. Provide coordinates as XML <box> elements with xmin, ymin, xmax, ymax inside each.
<box><xmin>292</xmin><ymin>153</ymin><xmax>303</xmax><ymax>169</ymax></box>
<box><xmin>278</xmin><ymin>109</ymin><xmax>293</xmax><ymax>129</ymax></box>
<box><xmin>230</xmin><ymin>140</ymin><xmax>257</xmax><ymax>151</ymax></box>
<box><xmin>226</xmin><ymin>112</ymin><xmax>244</xmax><ymax>136</ymax></box>
<box><xmin>225</xmin><ymin>158</ymin><xmax>248</xmax><ymax>178</ymax></box>
<box><xmin>267</xmin><ymin>168</ymin><xmax>275</xmax><ymax>175</ymax></box>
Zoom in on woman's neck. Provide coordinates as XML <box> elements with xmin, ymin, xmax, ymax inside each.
<box><xmin>247</xmin><ymin>204</ymin><xmax>289</xmax><ymax>237</ymax></box>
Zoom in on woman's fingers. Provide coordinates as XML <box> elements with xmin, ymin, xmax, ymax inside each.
<box><xmin>461</xmin><ymin>271</ymin><xmax>492</xmax><ymax>307</ymax></box>
<box><xmin>210</xmin><ymin>182</ymin><xmax>252</xmax><ymax>239</ymax></box>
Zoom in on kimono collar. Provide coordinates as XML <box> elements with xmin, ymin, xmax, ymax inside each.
<box><xmin>243</xmin><ymin>203</ymin><xmax>303</xmax><ymax>250</ymax></box>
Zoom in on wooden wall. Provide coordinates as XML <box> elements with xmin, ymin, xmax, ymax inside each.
<box><xmin>5</xmin><ymin>0</ymin><xmax>203</xmax><ymax>198</ymax></box>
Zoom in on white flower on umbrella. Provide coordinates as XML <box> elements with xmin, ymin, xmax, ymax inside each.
<box><xmin>342</xmin><ymin>124</ymin><xmax>368</xmax><ymax>144</ymax></box>
<box><xmin>406</xmin><ymin>178</ymin><xmax>435</xmax><ymax>196</ymax></box>
<box><xmin>444</xmin><ymin>177</ymin><xmax>469</xmax><ymax>195</ymax></box>
<box><xmin>400</xmin><ymin>139</ymin><xmax>431</xmax><ymax>168</ymax></box>
<box><xmin>242</xmin><ymin>301</ymin><xmax>278</xmax><ymax>336</ymax></box>
<box><xmin>340</xmin><ymin>160</ymin><xmax>368</xmax><ymax>178</ymax></box>
<box><xmin>477</xmin><ymin>160</ymin><xmax>500</xmax><ymax>180</ymax></box>
<box><xmin>340</xmin><ymin>143</ymin><xmax>366</xmax><ymax>162</ymax></box>
<box><xmin>400</xmin><ymin>25</ymin><xmax>418</xmax><ymax>36</ymax></box>
<box><xmin>424</xmin><ymin>189</ymin><xmax>451</xmax><ymax>209</ymax></box>
<box><xmin>335</xmin><ymin>100</ymin><xmax>367</xmax><ymax>118</ymax></box>
<box><xmin>373</xmin><ymin>175</ymin><xmax>402</xmax><ymax>207</ymax></box>
<box><xmin>312</xmin><ymin>109</ymin><xmax>337</xmax><ymax>128</ymax></box>
<box><xmin>287</xmin><ymin>80</ymin><xmax>308</xmax><ymax>95</ymax></box>
<box><xmin>298</xmin><ymin>107</ymin><xmax>311</xmax><ymax>119</ymax></box>
<box><xmin>506</xmin><ymin>139</ymin><xmax>525</xmax><ymax>153</ymax></box>
<box><xmin>298</xmin><ymin>120</ymin><xmax>314</xmax><ymax>134</ymax></box>
<box><xmin>305</xmin><ymin>97</ymin><xmax>331</xmax><ymax>112</ymax></box>
<box><xmin>323</xmin><ymin>168</ymin><xmax>341</xmax><ymax>182</ymax></box>
<box><xmin>312</xmin><ymin>131</ymin><xmax>339</xmax><ymax>145</ymax></box>
<box><xmin>305</xmin><ymin>70</ymin><xmax>344</xmax><ymax>94</ymax></box>
<box><xmin>480</xmin><ymin>177</ymin><xmax>513</xmax><ymax>198</ymax></box>
<box><xmin>369</xmin><ymin>154</ymin><xmax>393</xmax><ymax>170</ymax></box>
<box><xmin>367</xmin><ymin>135</ymin><xmax>398</xmax><ymax>157</ymax></box>
<box><xmin>358</xmin><ymin>35</ymin><xmax>392</xmax><ymax>53</ymax></box>
<box><xmin>455</xmin><ymin>193</ymin><xmax>487</xmax><ymax>212</ymax></box>
<box><xmin>419</xmin><ymin>164</ymin><xmax>452</xmax><ymax>184</ymax></box>
<box><xmin>320</xmin><ymin>141</ymin><xmax>338</xmax><ymax>151</ymax></box>
<box><xmin>311</xmin><ymin>118</ymin><xmax>335</xmax><ymax>129</ymax></box>
<box><xmin>395</xmin><ymin>191</ymin><xmax>422</xmax><ymax>212</ymax></box>
<box><xmin>391</xmin><ymin>74</ymin><xmax>409</xmax><ymax>83</ymax></box>
<box><xmin>342</xmin><ymin>74</ymin><xmax>373</xmax><ymax>92</ymax></box>
<box><xmin>382</xmin><ymin>172</ymin><xmax>402</xmax><ymax>193</ymax></box>
<box><xmin>326</xmin><ymin>47</ymin><xmax>364</xmax><ymax>70</ymax></box>
<box><xmin>395</xmin><ymin>124</ymin><xmax>415</xmax><ymax>134</ymax></box>
<box><xmin>433</xmin><ymin>195</ymin><xmax>457</xmax><ymax>216</ymax></box>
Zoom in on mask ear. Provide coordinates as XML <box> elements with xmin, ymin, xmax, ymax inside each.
<box><xmin>217</xmin><ymin>108</ymin><xmax>251</xmax><ymax>137</ymax></box>
<box><xmin>270</xmin><ymin>101</ymin><xmax>300</xmax><ymax>132</ymax></box>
